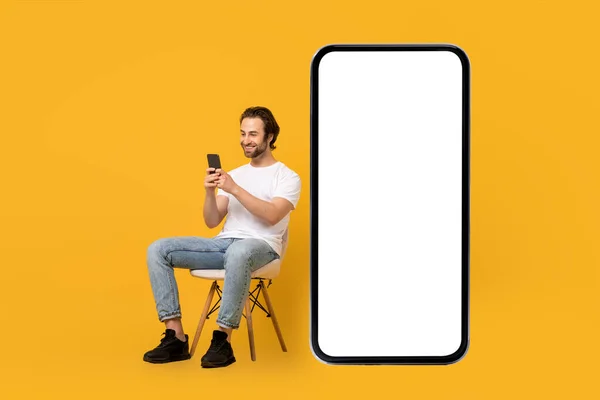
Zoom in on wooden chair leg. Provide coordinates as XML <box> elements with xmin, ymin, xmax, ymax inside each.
<box><xmin>190</xmin><ymin>281</ymin><xmax>217</xmax><ymax>358</ymax></box>
<box><xmin>260</xmin><ymin>281</ymin><xmax>287</xmax><ymax>352</ymax></box>
<box><xmin>245</xmin><ymin>296</ymin><xmax>256</xmax><ymax>361</ymax></box>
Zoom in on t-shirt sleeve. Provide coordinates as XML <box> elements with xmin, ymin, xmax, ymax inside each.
<box><xmin>273</xmin><ymin>169</ymin><xmax>301</xmax><ymax>209</ymax></box>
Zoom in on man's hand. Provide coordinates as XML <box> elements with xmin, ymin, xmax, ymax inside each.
<box><xmin>204</xmin><ymin>168</ymin><xmax>220</xmax><ymax>191</ymax></box>
<box><xmin>215</xmin><ymin>169</ymin><xmax>239</xmax><ymax>194</ymax></box>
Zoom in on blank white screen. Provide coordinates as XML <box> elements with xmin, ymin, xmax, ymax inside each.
<box><xmin>317</xmin><ymin>50</ymin><xmax>463</xmax><ymax>357</ymax></box>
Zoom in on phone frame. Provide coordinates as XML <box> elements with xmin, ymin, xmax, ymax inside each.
<box><xmin>310</xmin><ymin>44</ymin><xmax>470</xmax><ymax>365</ymax></box>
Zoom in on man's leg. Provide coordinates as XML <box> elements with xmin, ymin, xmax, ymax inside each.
<box><xmin>200</xmin><ymin>238</ymin><xmax>278</xmax><ymax>368</ymax></box>
<box><xmin>217</xmin><ymin>238</ymin><xmax>279</xmax><ymax>332</ymax></box>
<box><xmin>144</xmin><ymin>236</ymin><xmax>233</xmax><ymax>363</ymax></box>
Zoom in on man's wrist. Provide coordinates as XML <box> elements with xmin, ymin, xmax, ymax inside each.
<box><xmin>229</xmin><ymin>184</ymin><xmax>241</xmax><ymax>197</ymax></box>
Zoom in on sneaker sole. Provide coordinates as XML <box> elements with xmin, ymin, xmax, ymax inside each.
<box><xmin>201</xmin><ymin>357</ymin><xmax>236</xmax><ymax>368</ymax></box>
<box><xmin>143</xmin><ymin>353</ymin><xmax>191</xmax><ymax>364</ymax></box>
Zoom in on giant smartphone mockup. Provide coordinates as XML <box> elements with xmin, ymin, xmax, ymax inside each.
<box><xmin>310</xmin><ymin>44</ymin><xmax>470</xmax><ymax>364</ymax></box>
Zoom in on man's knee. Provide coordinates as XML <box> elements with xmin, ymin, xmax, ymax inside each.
<box><xmin>223</xmin><ymin>240</ymin><xmax>256</xmax><ymax>270</ymax></box>
<box><xmin>147</xmin><ymin>238</ymin><xmax>168</xmax><ymax>263</ymax></box>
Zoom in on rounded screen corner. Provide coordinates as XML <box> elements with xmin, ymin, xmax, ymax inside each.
<box><xmin>442</xmin><ymin>336</ymin><xmax>470</xmax><ymax>365</ymax></box>
<box><xmin>310</xmin><ymin>44</ymin><xmax>339</xmax><ymax>71</ymax></box>
<box><xmin>440</xmin><ymin>43</ymin><xmax>471</xmax><ymax>72</ymax></box>
<box><xmin>309</xmin><ymin>332</ymin><xmax>341</xmax><ymax>365</ymax></box>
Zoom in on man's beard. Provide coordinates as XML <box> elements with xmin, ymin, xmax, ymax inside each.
<box><xmin>242</xmin><ymin>141</ymin><xmax>268</xmax><ymax>158</ymax></box>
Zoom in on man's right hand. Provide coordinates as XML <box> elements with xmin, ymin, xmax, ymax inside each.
<box><xmin>204</xmin><ymin>168</ymin><xmax>221</xmax><ymax>190</ymax></box>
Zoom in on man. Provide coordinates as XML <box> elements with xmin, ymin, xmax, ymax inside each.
<box><xmin>143</xmin><ymin>106</ymin><xmax>301</xmax><ymax>368</ymax></box>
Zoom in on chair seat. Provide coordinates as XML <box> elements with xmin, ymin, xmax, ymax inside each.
<box><xmin>189</xmin><ymin>258</ymin><xmax>281</xmax><ymax>280</ymax></box>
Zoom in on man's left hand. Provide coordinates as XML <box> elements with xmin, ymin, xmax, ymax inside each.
<box><xmin>216</xmin><ymin>169</ymin><xmax>238</xmax><ymax>194</ymax></box>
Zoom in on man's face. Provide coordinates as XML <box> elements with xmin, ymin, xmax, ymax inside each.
<box><xmin>240</xmin><ymin>117</ymin><xmax>270</xmax><ymax>158</ymax></box>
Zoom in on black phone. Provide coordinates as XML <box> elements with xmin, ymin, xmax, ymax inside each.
<box><xmin>207</xmin><ymin>154</ymin><xmax>221</xmax><ymax>173</ymax></box>
<box><xmin>311</xmin><ymin>44</ymin><xmax>470</xmax><ymax>365</ymax></box>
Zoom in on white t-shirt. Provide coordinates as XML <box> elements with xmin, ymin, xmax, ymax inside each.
<box><xmin>214</xmin><ymin>161</ymin><xmax>301</xmax><ymax>256</ymax></box>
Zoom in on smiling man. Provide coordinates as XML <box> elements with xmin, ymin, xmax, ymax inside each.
<box><xmin>143</xmin><ymin>106</ymin><xmax>301</xmax><ymax>368</ymax></box>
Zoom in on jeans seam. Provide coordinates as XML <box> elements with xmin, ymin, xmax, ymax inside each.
<box><xmin>166</xmin><ymin>268</ymin><xmax>178</xmax><ymax>314</ymax></box>
<box><xmin>165</xmin><ymin>249</ymin><xmax>226</xmax><ymax>265</ymax></box>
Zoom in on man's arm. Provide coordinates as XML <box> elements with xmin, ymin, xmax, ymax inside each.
<box><xmin>230</xmin><ymin>186</ymin><xmax>293</xmax><ymax>226</ymax></box>
<box><xmin>203</xmin><ymin>167</ymin><xmax>229</xmax><ymax>229</ymax></box>
<box><xmin>216</xmin><ymin>169</ymin><xmax>294</xmax><ymax>226</ymax></box>
<box><xmin>203</xmin><ymin>192</ymin><xmax>229</xmax><ymax>229</ymax></box>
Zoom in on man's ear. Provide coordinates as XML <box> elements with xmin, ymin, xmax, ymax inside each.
<box><xmin>267</xmin><ymin>133</ymin><xmax>274</xmax><ymax>146</ymax></box>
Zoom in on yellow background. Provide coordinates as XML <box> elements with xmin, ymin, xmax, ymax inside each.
<box><xmin>1</xmin><ymin>0</ymin><xmax>599</xmax><ymax>398</ymax></box>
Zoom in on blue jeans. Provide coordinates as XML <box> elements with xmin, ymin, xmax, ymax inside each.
<box><xmin>146</xmin><ymin>237</ymin><xmax>279</xmax><ymax>329</ymax></box>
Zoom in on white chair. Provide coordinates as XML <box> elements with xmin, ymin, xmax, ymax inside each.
<box><xmin>189</xmin><ymin>230</ymin><xmax>289</xmax><ymax>361</ymax></box>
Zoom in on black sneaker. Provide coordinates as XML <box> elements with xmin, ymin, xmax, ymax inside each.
<box><xmin>200</xmin><ymin>330</ymin><xmax>236</xmax><ymax>368</ymax></box>
<box><xmin>143</xmin><ymin>329</ymin><xmax>191</xmax><ymax>364</ymax></box>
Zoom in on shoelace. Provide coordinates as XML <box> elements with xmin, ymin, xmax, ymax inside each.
<box><xmin>158</xmin><ymin>332</ymin><xmax>177</xmax><ymax>348</ymax></box>
<box><xmin>207</xmin><ymin>338</ymin><xmax>225</xmax><ymax>352</ymax></box>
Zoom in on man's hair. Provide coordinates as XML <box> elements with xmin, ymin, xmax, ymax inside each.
<box><xmin>240</xmin><ymin>106</ymin><xmax>280</xmax><ymax>150</ymax></box>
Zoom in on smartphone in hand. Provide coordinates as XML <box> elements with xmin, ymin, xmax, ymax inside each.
<box><xmin>207</xmin><ymin>154</ymin><xmax>221</xmax><ymax>174</ymax></box>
